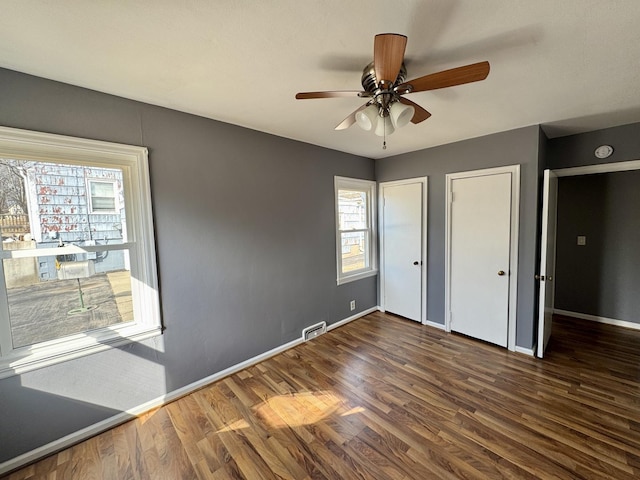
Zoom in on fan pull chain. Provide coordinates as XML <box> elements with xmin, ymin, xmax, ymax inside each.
<box><xmin>383</xmin><ymin>116</ymin><xmax>387</xmax><ymax>149</ymax></box>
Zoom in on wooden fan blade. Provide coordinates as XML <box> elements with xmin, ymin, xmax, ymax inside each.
<box><xmin>398</xmin><ymin>97</ymin><xmax>431</xmax><ymax>124</ymax></box>
<box><xmin>295</xmin><ymin>91</ymin><xmax>364</xmax><ymax>99</ymax></box>
<box><xmin>399</xmin><ymin>61</ymin><xmax>490</xmax><ymax>93</ymax></box>
<box><xmin>374</xmin><ymin>33</ymin><xmax>407</xmax><ymax>87</ymax></box>
<box><xmin>335</xmin><ymin>104</ymin><xmax>369</xmax><ymax>130</ymax></box>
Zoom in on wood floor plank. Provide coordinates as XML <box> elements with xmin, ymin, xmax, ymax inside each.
<box><xmin>5</xmin><ymin>312</ymin><xmax>640</xmax><ymax>479</ymax></box>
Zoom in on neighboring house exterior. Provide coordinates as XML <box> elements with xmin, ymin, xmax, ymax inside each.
<box><xmin>22</xmin><ymin>161</ymin><xmax>127</xmax><ymax>280</ymax></box>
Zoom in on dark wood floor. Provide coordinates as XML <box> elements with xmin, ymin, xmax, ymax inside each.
<box><xmin>5</xmin><ymin>312</ymin><xmax>640</xmax><ymax>479</ymax></box>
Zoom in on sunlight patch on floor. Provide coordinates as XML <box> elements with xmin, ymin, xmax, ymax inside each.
<box><xmin>215</xmin><ymin>391</ymin><xmax>365</xmax><ymax>433</ymax></box>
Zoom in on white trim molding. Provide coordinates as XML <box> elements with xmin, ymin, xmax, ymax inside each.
<box><xmin>515</xmin><ymin>345</ymin><xmax>536</xmax><ymax>356</ymax></box>
<box><xmin>554</xmin><ymin>309</ymin><xmax>640</xmax><ymax>331</ymax></box>
<box><xmin>327</xmin><ymin>306</ymin><xmax>379</xmax><ymax>331</ymax></box>
<box><xmin>553</xmin><ymin>159</ymin><xmax>640</xmax><ymax>177</ymax></box>
<box><xmin>425</xmin><ymin>320</ymin><xmax>446</xmax><ymax>330</ymax></box>
<box><xmin>0</xmin><ymin>307</ymin><xmax>378</xmax><ymax>476</ymax></box>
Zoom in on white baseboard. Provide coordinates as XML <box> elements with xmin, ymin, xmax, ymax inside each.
<box><xmin>0</xmin><ymin>336</ymin><xmax>304</xmax><ymax>476</ymax></box>
<box><xmin>375</xmin><ymin>307</ymin><xmax>442</xmax><ymax>329</ymax></box>
<box><xmin>554</xmin><ymin>309</ymin><xmax>640</xmax><ymax>331</ymax></box>
<box><xmin>425</xmin><ymin>320</ymin><xmax>445</xmax><ymax>330</ymax></box>
<box><xmin>514</xmin><ymin>345</ymin><xmax>536</xmax><ymax>357</ymax></box>
<box><xmin>327</xmin><ymin>306</ymin><xmax>379</xmax><ymax>331</ymax></box>
<box><xmin>0</xmin><ymin>308</ymin><xmax>378</xmax><ymax>476</ymax></box>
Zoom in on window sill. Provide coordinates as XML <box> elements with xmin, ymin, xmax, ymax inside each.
<box><xmin>337</xmin><ymin>268</ymin><xmax>378</xmax><ymax>286</ymax></box>
<box><xmin>0</xmin><ymin>324</ymin><xmax>162</xmax><ymax>380</ymax></box>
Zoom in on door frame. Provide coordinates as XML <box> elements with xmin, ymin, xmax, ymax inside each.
<box><xmin>445</xmin><ymin>165</ymin><xmax>520</xmax><ymax>351</ymax></box>
<box><xmin>378</xmin><ymin>177</ymin><xmax>429</xmax><ymax>325</ymax></box>
<box><xmin>536</xmin><ymin>169</ymin><xmax>558</xmax><ymax>358</ymax></box>
<box><xmin>536</xmin><ymin>158</ymin><xmax>640</xmax><ymax>355</ymax></box>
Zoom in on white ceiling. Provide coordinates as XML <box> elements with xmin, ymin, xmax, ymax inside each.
<box><xmin>1</xmin><ymin>1</ymin><xmax>640</xmax><ymax>159</ymax></box>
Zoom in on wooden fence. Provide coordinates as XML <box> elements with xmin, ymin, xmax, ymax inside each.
<box><xmin>0</xmin><ymin>214</ymin><xmax>30</xmax><ymax>236</ymax></box>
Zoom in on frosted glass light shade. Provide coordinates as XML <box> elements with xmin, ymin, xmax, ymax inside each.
<box><xmin>390</xmin><ymin>101</ymin><xmax>415</xmax><ymax>128</ymax></box>
<box><xmin>374</xmin><ymin>116</ymin><xmax>394</xmax><ymax>137</ymax></box>
<box><xmin>355</xmin><ymin>104</ymin><xmax>379</xmax><ymax>131</ymax></box>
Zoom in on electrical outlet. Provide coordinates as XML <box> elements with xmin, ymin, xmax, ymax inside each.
<box><xmin>577</xmin><ymin>235</ymin><xmax>586</xmax><ymax>246</ymax></box>
<box><xmin>350</xmin><ymin>300</ymin><xmax>356</xmax><ymax>311</ymax></box>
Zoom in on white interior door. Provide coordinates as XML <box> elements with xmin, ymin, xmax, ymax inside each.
<box><xmin>537</xmin><ymin>170</ymin><xmax>558</xmax><ymax>358</ymax></box>
<box><xmin>381</xmin><ymin>181</ymin><xmax>424</xmax><ymax>322</ymax></box>
<box><xmin>448</xmin><ymin>170</ymin><xmax>515</xmax><ymax>347</ymax></box>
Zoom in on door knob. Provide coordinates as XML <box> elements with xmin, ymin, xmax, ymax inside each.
<box><xmin>497</xmin><ymin>270</ymin><xmax>505</xmax><ymax>276</ymax></box>
<box><xmin>413</xmin><ymin>261</ymin><xmax>420</xmax><ymax>265</ymax></box>
<box><xmin>535</xmin><ymin>274</ymin><xmax>545</xmax><ymax>281</ymax></box>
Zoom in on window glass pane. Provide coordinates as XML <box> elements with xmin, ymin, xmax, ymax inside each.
<box><xmin>91</xmin><ymin>196</ymin><xmax>116</xmax><ymax>211</ymax></box>
<box><xmin>0</xmin><ymin>159</ymin><xmax>127</xmax><ymax>249</ymax></box>
<box><xmin>341</xmin><ymin>231</ymin><xmax>368</xmax><ymax>273</ymax></box>
<box><xmin>0</xmin><ymin>158</ymin><xmax>131</xmax><ymax>348</ymax></box>
<box><xmin>338</xmin><ymin>189</ymin><xmax>367</xmax><ymax>230</ymax></box>
<box><xmin>90</xmin><ymin>181</ymin><xmax>116</xmax><ymax>211</ymax></box>
<box><xmin>90</xmin><ymin>181</ymin><xmax>114</xmax><ymax>197</ymax></box>
<box><xmin>4</xmin><ymin>249</ymin><xmax>133</xmax><ymax>348</ymax></box>
<box><xmin>0</xmin><ymin>159</ymin><xmax>31</xmax><ymax>249</ymax></box>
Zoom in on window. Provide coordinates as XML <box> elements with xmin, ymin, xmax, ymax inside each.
<box><xmin>0</xmin><ymin>126</ymin><xmax>161</xmax><ymax>378</ymax></box>
<box><xmin>88</xmin><ymin>179</ymin><xmax>118</xmax><ymax>213</ymax></box>
<box><xmin>335</xmin><ymin>176</ymin><xmax>377</xmax><ymax>284</ymax></box>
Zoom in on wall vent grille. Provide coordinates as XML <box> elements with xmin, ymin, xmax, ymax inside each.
<box><xmin>302</xmin><ymin>321</ymin><xmax>327</xmax><ymax>341</ymax></box>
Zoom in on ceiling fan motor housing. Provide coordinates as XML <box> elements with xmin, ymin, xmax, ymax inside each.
<box><xmin>361</xmin><ymin>61</ymin><xmax>407</xmax><ymax>93</ymax></box>
<box><xmin>361</xmin><ymin>61</ymin><xmax>408</xmax><ymax>117</ymax></box>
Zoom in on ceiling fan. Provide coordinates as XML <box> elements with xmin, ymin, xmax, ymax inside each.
<box><xmin>295</xmin><ymin>33</ymin><xmax>490</xmax><ymax>147</ymax></box>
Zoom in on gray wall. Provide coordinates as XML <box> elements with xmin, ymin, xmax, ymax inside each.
<box><xmin>376</xmin><ymin>126</ymin><xmax>542</xmax><ymax>349</ymax></box>
<box><xmin>545</xmin><ymin>122</ymin><xmax>640</xmax><ymax>169</ymax></box>
<box><xmin>554</xmin><ymin>171</ymin><xmax>640</xmax><ymax>322</ymax></box>
<box><xmin>0</xmin><ymin>68</ymin><xmax>377</xmax><ymax>462</ymax></box>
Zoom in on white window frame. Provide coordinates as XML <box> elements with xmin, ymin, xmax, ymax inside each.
<box><xmin>87</xmin><ymin>178</ymin><xmax>119</xmax><ymax>214</ymax></box>
<box><xmin>0</xmin><ymin>126</ymin><xmax>162</xmax><ymax>379</ymax></box>
<box><xmin>335</xmin><ymin>176</ymin><xmax>377</xmax><ymax>285</ymax></box>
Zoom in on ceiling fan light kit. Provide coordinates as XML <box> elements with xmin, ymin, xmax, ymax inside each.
<box><xmin>390</xmin><ymin>101</ymin><xmax>415</xmax><ymax>129</ymax></box>
<box><xmin>355</xmin><ymin>104</ymin><xmax>379</xmax><ymax>131</ymax></box>
<box><xmin>295</xmin><ymin>33</ymin><xmax>490</xmax><ymax>148</ymax></box>
<box><xmin>374</xmin><ymin>115</ymin><xmax>395</xmax><ymax>137</ymax></box>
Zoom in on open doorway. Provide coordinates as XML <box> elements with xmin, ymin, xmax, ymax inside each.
<box><xmin>537</xmin><ymin>160</ymin><xmax>640</xmax><ymax>357</ymax></box>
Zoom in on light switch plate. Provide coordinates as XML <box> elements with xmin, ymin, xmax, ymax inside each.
<box><xmin>577</xmin><ymin>235</ymin><xmax>586</xmax><ymax>246</ymax></box>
